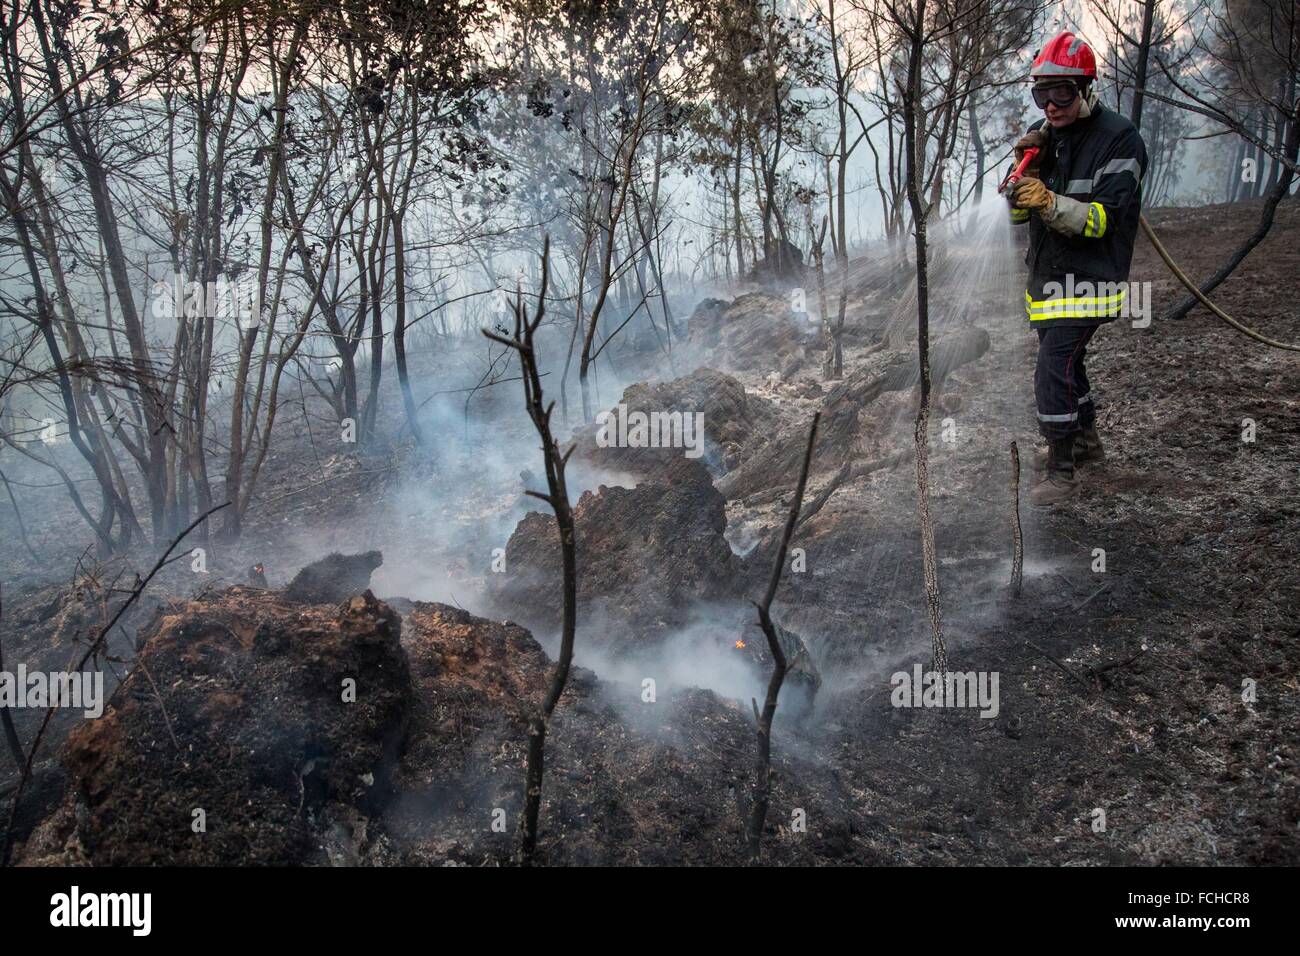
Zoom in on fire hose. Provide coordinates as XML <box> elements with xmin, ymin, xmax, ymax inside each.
<box><xmin>1001</xmin><ymin>147</ymin><xmax>1300</xmax><ymax>353</ymax></box>
<box><xmin>1137</xmin><ymin>215</ymin><xmax>1300</xmax><ymax>353</ymax></box>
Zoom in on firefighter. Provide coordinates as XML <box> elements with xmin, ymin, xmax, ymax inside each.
<box><xmin>1006</xmin><ymin>31</ymin><xmax>1148</xmax><ymax>506</ymax></box>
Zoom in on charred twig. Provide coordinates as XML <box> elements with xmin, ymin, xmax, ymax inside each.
<box><xmin>747</xmin><ymin>411</ymin><xmax>819</xmax><ymax>864</ymax></box>
<box><xmin>1</xmin><ymin>501</ymin><xmax>230</xmax><ymax>865</ymax></box>
<box><xmin>1031</xmin><ymin>636</ymin><xmax>1149</xmax><ymax>698</ymax></box>
<box><xmin>1009</xmin><ymin>441</ymin><xmax>1023</xmax><ymax>595</ymax></box>
<box><xmin>482</xmin><ymin>240</ymin><xmax>576</xmax><ymax>867</ymax></box>
<box><xmin>135</xmin><ymin>655</ymin><xmax>180</xmax><ymax>754</ymax></box>
<box><xmin>794</xmin><ymin>448</ymin><xmax>910</xmax><ymax>532</ymax></box>
<box><xmin>1072</xmin><ymin>583</ymin><xmax>1111</xmax><ymax>614</ymax></box>
<box><xmin>1089</xmin><ymin>645</ymin><xmax>1149</xmax><ymax>679</ymax></box>
<box><xmin>1026</xmin><ymin>641</ymin><xmax>1092</xmax><ymax>695</ymax></box>
<box><xmin>1053</xmin><ymin>570</ymin><xmax>1080</xmax><ymax>595</ymax></box>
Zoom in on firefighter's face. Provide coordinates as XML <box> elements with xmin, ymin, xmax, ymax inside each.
<box><xmin>1037</xmin><ymin>82</ymin><xmax>1082</xmax><ymax>127</ymax></box>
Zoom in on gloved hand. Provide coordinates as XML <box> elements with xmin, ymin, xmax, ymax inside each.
<box><xmin>1013</xmin><ymin>129</ymin><xmax>1047</xmax><ymax>183</ymax></box>
<box><xmin>1013</xmin><ymin>129</ymin><xmax>1048</xmax><ymax>165</ymax></box>
<box><xmin>1010</xmin><ymin>176</ymin><xmax>1055</xmax><ymax>214</ymax></box>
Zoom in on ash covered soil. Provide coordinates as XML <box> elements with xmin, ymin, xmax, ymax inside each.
<box><xmin>3</xmin><ymin>198</ymin><xmax>1298</xmax><ymax>865</ymax></box>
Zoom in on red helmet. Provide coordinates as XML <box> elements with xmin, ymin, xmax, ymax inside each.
<box><xmin>1031</xmin><ymin>31</ymin><xmax>1097</xmax><ymax>82</ymax></box>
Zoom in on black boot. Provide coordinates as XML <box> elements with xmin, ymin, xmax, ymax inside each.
<box><xmin>1033</xmin><ymin>424</ymin><xmax>1106</xmax><ymax>471</ymax></box>
<box><xmin>1075</xmin><ymin>424</ymin><xmax>1105</xmax><ymax>464</ymax></box>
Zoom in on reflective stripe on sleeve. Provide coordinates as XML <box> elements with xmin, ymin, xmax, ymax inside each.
<box><xmin>1083</xmin><ymin>202</ymin><xmax>1107</xmax><ymax>238</ymax></box>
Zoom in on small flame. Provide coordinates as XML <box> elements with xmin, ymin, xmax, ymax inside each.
<box><xmin>734</xmin><ymin>640</ymin><xmax>746</xmax><ymax>650</ymax></box>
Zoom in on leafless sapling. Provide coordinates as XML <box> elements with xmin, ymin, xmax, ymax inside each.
<box><xmin>482</xmin><ymin>240</ymin><xmax>578</xmax><ymax>866</ymax></box>
<box><xmin>1010</xmin><ymin>440</ymin><xmax>1023</xmax><ymax>595</ymax></box>
<box><xmin>896</xmin><ymin>0</ymin><xmax>949</xmax><ymax>674</ymax></box>
<box><xmin>747</xmin><ymin>411</ymin><xmax>820</xmax><ymax>863</ymax></box>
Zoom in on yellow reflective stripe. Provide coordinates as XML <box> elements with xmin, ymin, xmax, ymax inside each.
<box><xmin>1027</xmin><ymin>309</ymin><xmax>1116</xmax><ymax>320</ymax></box>
<box><xmin>1024</xmin><ymin>289</ymin><xmax>1126</xmax><ymax>308</ymax></box>
<box><xmin>1024</xmin><ymin>288</ymin><xmax>1126</xmax><ymax>320</ymax></box>
<box><xmin>1010</xmin><ymin>207</ymin><xmax>1030</xmax><ymax>223</ymax></box>
<box><xmin>1083</xmin><ymin>201</ymin><xmax>1108</xmax><ymax>238</ymax></box>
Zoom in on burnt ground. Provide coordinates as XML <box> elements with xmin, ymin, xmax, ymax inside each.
<box><xmin>808</xmin><ymin>197</ymin><xmax>1300</xmax><ymax>865</ymax></box>
<box><xmin>2</xmin><ymin>197</ymin><xmax>1298</xmax><ymax>865</ymax></box>
<box><xmin>769</xmin><ymin>197</ymin><xmax>1300</xmax><ymax>865</ymax></box>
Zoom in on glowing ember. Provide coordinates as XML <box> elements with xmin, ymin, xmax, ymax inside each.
<box><xmin>734</xmin><ymin>640</ymin><xmax>746</xmax><ymax>650</ymax></box>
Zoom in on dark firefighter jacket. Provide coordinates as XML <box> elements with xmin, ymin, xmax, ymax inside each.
<box><xmin>1010</xmin><ymin>104</ymin><xmax>1148</xmax><ymax>326</ymax></box>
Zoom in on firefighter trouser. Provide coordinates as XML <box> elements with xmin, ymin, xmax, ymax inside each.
<box><xmin>1034</xmin><ymin>325</ymin><xmax>1097</xmax><ymax>441</ymax></box>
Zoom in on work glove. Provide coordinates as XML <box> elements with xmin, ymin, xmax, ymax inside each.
<box><xmin>1010</xmin><ymin>176</ymin><xmax>1055</xmax><ymax>215</ymax></box>
<box><xmin>1013</xmin><ymin>129</ymin><xmax>1048</xmax><ymax>166</ymax></box>
<box><xmin>1014</xmin><ymin>129</ymin><xmax>1048</xmax><ymax>180</ymax></box>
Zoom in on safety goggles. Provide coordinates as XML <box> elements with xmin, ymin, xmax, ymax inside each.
<box><xmin>1032</xmin><ymin>84</ymin><xmax>1080</xmax><ymax>109</ymax></box>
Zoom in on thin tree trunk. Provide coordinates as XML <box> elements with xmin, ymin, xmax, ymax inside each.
<box><xmin>747</xmin><ymin>412</ymin><xmax>820</xmax><ymax>863</ymax></box>
<box><xmin>483</xmin><ymin>242</ymin><xmax>576</xmax><ymax>866</ymax></box>
<box><xmin>224</xmin><ymin>20</ymin><xmax>305</xmax><ymax>538</ymax></box>
<box><xmin>392</xmin><ymin>209</ymin><xmax>424</xmax><ymax>446</ymax></box>
<box><xmin>901</xmin><ymin>0</ymin><xmax>949</xmax><ymax>674</ymax></box>
<box><xmin>967</xmin><ymin>100</ymin><xmax>985</xmax><ymax>202</ymax></box>
<box><xmin>1130</xmin><ymin>0</ymin><xmax>1156</xmax><ymax>130</ymax></box>
<box><xmin>733</xmin><ymin>112</ymin><xmax>747</xmax><ymax>276</ymax></box>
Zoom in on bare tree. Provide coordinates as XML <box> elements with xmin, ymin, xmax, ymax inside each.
<box><xmin>482</xmin><ymin>240</ymin><xmax>577</xmax><ymax>866</ymax></box>
<box><xmin>805</xmin><ymin>0</ymin><xmax>874</xmax><ymax>376</ymax></box>
<box><xmin>1090</xmin><ymin>0</ymin><xmax>1198</xmax><ymax>202</ymax></box>
<box><xmin>1142</xmin><ymin>0</ymin><xmax>1299</xmax><ymax>319</ymax></box>
<box><xmin>747</xmin><ymin>411</ymin><xmax>820</xmax><ymax>863</ymax></box>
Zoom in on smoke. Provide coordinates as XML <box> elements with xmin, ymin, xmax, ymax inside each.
<box><xmin>351</xmin><ymin>194</ymin><xmax>1042</xmax><ymax>731</ymax></box>
<box><xmin>4</xmin><ymin>181</ymin><xmax>1037</xmax><ymax>729</ymax></box>
<box><xmin>333</xmin><ymin>322</ymin><xmax>679</xmax><ymax>608</ymax></box>
<box><xmin>576</xmin><ymin>602</ymin><xmax>765</xmax><ymax>700</ymax></box>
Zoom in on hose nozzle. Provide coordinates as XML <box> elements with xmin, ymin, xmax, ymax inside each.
<box><xmin>999</xmin><ymin>147</ymin><xmax>1040</xmax><ymax>194</ymax></box>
